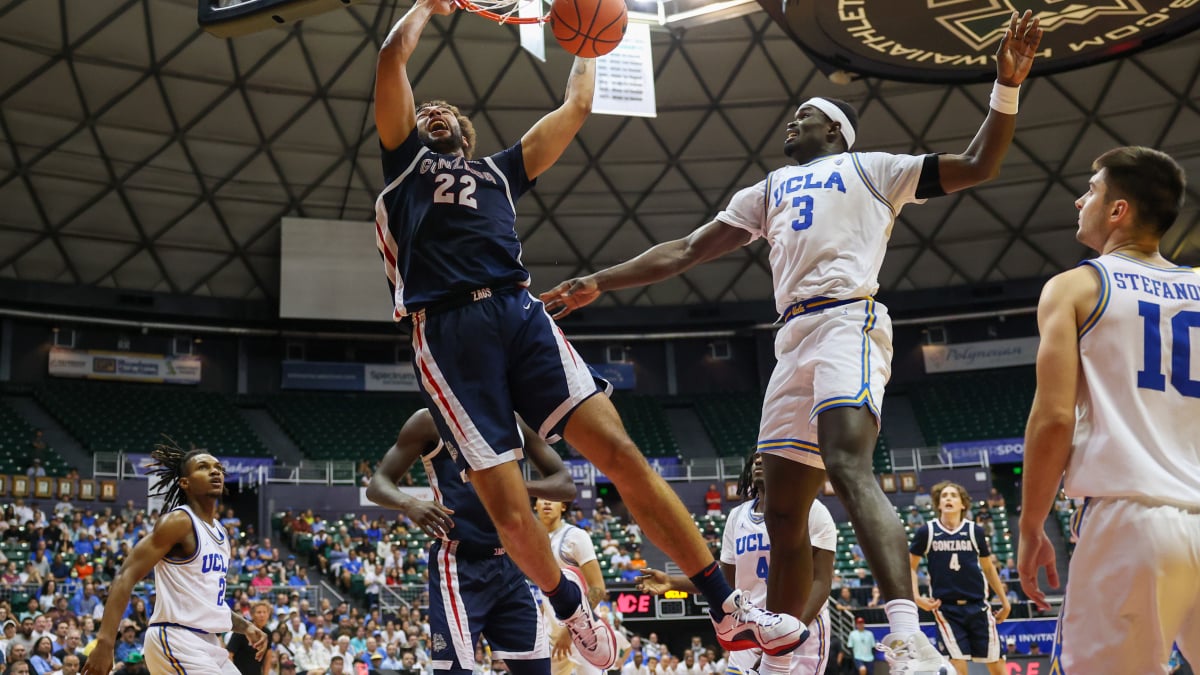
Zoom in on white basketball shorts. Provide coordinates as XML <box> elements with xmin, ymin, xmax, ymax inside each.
<box><xmin>144</xmin><ymin>624</ymin><xmax>241</xmax><ymax>675</ymax></box>
<box><xmin>758</xmin><ymin>298</ymin><xmax>893</xmax><ymax>469</ymax></box>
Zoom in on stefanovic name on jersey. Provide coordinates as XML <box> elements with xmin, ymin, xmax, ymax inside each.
<box><xmin>1112</xmin><ymin>272</ymin><xmax>1200</xmax><ymax>301</ymax></box>
<box><xmin>931</xmin><ymin>539</ymin><xmax>976</xmax><ymax>553</ymax></box>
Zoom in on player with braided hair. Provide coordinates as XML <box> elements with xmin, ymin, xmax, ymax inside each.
<box><xmin>82</xmin><ymin>443</ymin><xmax>267</xmax><ymax>675</ymax></box>
<box><xmin>638</xmin><ymin>449</ymin><xmax>837</xmax><ymax>675</ymax></box>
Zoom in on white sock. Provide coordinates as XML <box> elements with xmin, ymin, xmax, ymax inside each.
<box><xmin>884</xmin><ymin>599</ymin><xmax>920</xmax><ymax>635</ymax></box>
<box><xmin>759</xmin><ymin>653</ymin><xmax>791</xmax><ymax>674</ymax></box>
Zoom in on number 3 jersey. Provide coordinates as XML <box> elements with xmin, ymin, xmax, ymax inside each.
<box><xmin>1069</xmin><ymin>253</ymin><xmax>1200</xmax><ymax>508</ymax></box>
<box><xmin>375</xmin><ymin>129</ymin><xmax>536</xmax><ymax>319</ymax></box>
<box><xmin>716</xmin><ymin>152</ymin><xmax>935</xmax><ymax>313</ymax></box>
<box><xmin>149</xmin><ymin>504</ymin><xmax>233</xmax><ymax>633</ymax></box>
<box><xmin>720</xmin><ymin>497</ymin><xmax>837</xmax><ymax>608</ymax></box>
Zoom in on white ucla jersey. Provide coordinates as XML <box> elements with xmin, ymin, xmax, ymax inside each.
<box><xmin>717</xmin><ymin>152</ymin><xmax>928</xmax><ymax>313</ymax></box>
<box><xmin>149</xmin><ymin>504</ymin><xmax>233</xmax><ymax>633</ymax></box>
<box><xmin>548</xmin><ymin>522</ymin><xmax>597</xmax><ymax>570</ymax></box>
<box><xmin>1067</xmin><ymin>253</ymin><xmax>1200</xmax><ymax>507</ymax></box>
<box><xmin>720</xmin><ymin>498</ymin><xmax>837</xmax><ymax>607</ymax></box>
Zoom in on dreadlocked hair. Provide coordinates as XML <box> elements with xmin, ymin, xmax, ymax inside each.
<box><xmin>147</xmin><ymin>438</ymin><xmax>209</xmax><ymax>511</ymax></box>
<box><xmin>736</xmin><ymin>446</ymin><xmax>759</xmax><ymax>501</ymax></box>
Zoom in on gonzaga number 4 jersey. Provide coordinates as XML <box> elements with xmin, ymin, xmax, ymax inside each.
<box><xmin>716</xmin><ymin>152</ymin><xmax>930</xmax><ymax>313</ymax></box>
<box><xmin>148</xmin><ymin>504</ymin><xmax>233</xmax><ymax>633</ymax></box>
<box><xmin>1068</xmin><ymin>253</ymin><xmax>1200</xmax><ymax>507</ymax></box>
<box><xmin>720</xmin><ymin>498</ymin><xmax>837</xmax><ymax>607</ymax></box>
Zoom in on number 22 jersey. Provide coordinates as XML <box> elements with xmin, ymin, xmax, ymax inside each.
<box><xmin>1069</xmin><ymin>253</ymin><xmax>1200</xmax><ymax>508</ymax></box>
<box><xmin>148</xmin><ymin>504</ymin><xmax>232</xmax><ymax>633</ymax></box>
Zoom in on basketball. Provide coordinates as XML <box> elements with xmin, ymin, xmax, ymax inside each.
<box><xmin>549</xmin><ymin>0</ymin><xmax>628</xmax><ymax>58</ymax></box>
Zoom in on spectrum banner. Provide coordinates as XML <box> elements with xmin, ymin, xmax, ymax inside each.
<box><xmin>942</xmin><ymin>437</ymin><xmax>1025</xmax><ymax>465</ymax></box>
<box><xmin>564</xmin><ymin>456</ymin><xmax>679</xmax><ymax>483</ymax></box>
<box><xmin>281</xmin><ymin>361</ymin><xmax>419</xmax><ymax>392</ymax></box>
<box><xmin>49</xmin><ymin>347</ymin><xmax>201</xmax><ymax>385</ymax></box>
<box><xmin>922</xmin><ymin>337</ymin><xmax>1039</xmax><ymax>373</ymax></box>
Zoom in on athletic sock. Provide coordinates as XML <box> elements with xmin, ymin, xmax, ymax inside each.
<box><xmin>544</xmin><ymin>571</ymin><xmax>584</xmax><ymax>620</ymax></box>
<box><xmin>884</xmin><ymin>599</ymin><xmax>920</xmax><ymax>635</ymax></box>
<box><xmin>689</xmin><ymin>561</ymin><xmax>735</xmax><ymax>620</ymax></box>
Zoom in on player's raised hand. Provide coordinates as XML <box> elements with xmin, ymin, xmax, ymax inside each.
<box><xmin>423</xmin><ymin>0</ymin><xmax>458</xmax><ymax>16</ymax></box>
<box><xmin>540</xmin><ymin>276</ymin><xmax>601</xmax><ymax>320</ymax></box>
<box><xmin>409</xmin><ymin>501</ymin><xmax>456</xmax><ymax>539</ymax></box>
<box><xmin>995</xmin><ymin>10</ymin><xmax>1042</xmax><ymax>87</ymax></box>
<box><xmin>1017</xmin><ymin>525</ymin><xmax>1059</xmax><ymax>612</ymax></box>
<box><xmin>636</xmin><ymin>568</ymin><xmax>672</xmax><ymax>596</ymax></box>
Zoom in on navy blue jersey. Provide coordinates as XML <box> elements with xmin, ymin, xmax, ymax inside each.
<box><xmin>421</xmin><ymin>437</ymin><xmax>501</xmax><ymax>552</ymax></box>
<box><xmin>910</xmin><ymin>520</ymin><xmax>991</xmax><ymax>602</ymax></box>
<box><xmin>375</xmin><ymin>129</ymin><xmax>536</xmax><ymax>318</ymax></box>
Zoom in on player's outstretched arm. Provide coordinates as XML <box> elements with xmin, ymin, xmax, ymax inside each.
<box><xmin>522</xmin><ymin>57</ymin><xmax>596</xmax><ymax>180</ymax></box>
<box><xmin>936</xmin><ymin>10</ymin><xmax>1042</xmax><ymax>194</ymax></box>
<box><xmin>539</xmin><ymin>220</ymin><xmax>750</xmax><ymax>319</ymax></box>
<box><xmin>520</xmin><ymin>418</ymin><xmax>576</xmax><ymax>502</ymax></box>
<box><xmin>366</xmin><ymin>409</ymin><xmax>456</xmax><ymax>538</ymax></box>
<box><xmin>1018</xmin><ymin>267</ymin><xmax>1098</xmax><ymax>610</ymax></box>
<box><xmin>80</xmin><ymin>510</ymin><xmax>194</xmax><ymax>675</ymax></box>
<box><xmin>375</xmin><ymin>0</ymin><xmax>456</xmax><ymax>150</ymax></box>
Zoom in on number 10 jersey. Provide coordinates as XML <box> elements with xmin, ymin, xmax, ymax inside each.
<box><xmin>1069</xmin><ymin>253</ymin><xmax>1200</xmax><ymax>508</ymax></box>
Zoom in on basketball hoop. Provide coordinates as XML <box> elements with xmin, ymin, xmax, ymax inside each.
<box><xmin>453</xmin><ymin>0</ymin><xmax>547</xmax><ymax>25</ymax></box>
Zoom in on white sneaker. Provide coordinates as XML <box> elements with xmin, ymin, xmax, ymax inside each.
<box><xmin>558</xmin><ymin>567</ymin><xmax>618</xmax><ymax>670</ymax></box>
<box><xmin>711</xmin><ymin>589</ymin><xmax>807</xmax><ymax>655</ymax></box>
<box><xmin>876</xmin><ymin>632</ymin><xmax>953</xmax><ymax>675</ymax></box>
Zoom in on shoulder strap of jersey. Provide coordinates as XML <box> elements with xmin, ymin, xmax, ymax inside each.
<box><xmin>967</xmin><ymin>521</ymin><xmax>980</xmax><ymax>554</ymax></box>
<box><xmin>924</xmin><ymin>522</ymin><xmax>934</xmax><ymax>555</ymax></box>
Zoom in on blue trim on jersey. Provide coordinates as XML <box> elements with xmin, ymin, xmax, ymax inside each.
<box><xmin>163</xmin><ymin>508</ymin><xmax>201</xmax><ymax>565</ymax></box>
<box><xmin>1050</xmin><ymin>593</ymin><xmax>1068</xmax><ymax>675</ymax></box>
<box><xmin>1110</xmin><ymin>252</ymin><xmax>1194</xmax><ymax>273</ymax></box>
<box><xmin>150</xmin><ymin>622</ymin><xmax>211</xmax><ymax>635</ymax></box>
<box><xmin>1068</xmin><ymin>497</ymin><xmax>1091</xmax><ymax>541</ymax></box>
<box><xmin>851</xmin><ymin>154</ymin><xmax>895</xmax><ymax>214</ymax></box>
<box><xmin>757</xmin><ymin>438</ymin><xmax>820</xmax><ymax>456</ymax></box>
<box><xmin>815</xmin><ymin>612</ymin><xmax>827</xmax><ymax>673</ymax></box>
<box><xmin>1077</xmin><ymin>260</ymin><xmax>1110</xmax><ymax>339</ymax></box>
<box><xmin>747</xmin><ymin>498</ymin><xmax>765</xmax><ymax>524</ymax></box>
<box><xmin>781</xmin><ymin>296</ymin><xmax>865</xmax><ymax>323</ymax></box>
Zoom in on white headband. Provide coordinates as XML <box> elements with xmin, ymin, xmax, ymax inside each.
<box><xmin>800</xmin><ymin>97</ymin><xmax>855</xmax><ymax>150</ymax></box>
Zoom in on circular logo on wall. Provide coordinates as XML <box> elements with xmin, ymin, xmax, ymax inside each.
<box><xmin>778</xmin><ymin>1</ymin><xmax>1200</xmax><ymax>84</ymax></box>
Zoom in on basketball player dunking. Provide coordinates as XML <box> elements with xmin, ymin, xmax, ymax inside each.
<box><xmin>542</xmin><ymin>12</ymin><xmax>1042</xmax><ymax>674</ymax></box>
<box><xmin>374</xmin><ymin>0</ymin><xmax>802</xmax><ymax>659</ymax></box>
<box><xmin>81</xmin><ymin>445</ymin><xmax>266</xmax><ymax>675</ymax></box>
<box><xmin>366</xmin><ymin>409</ymin><xmax>572</xmax><ymax>675</ymax></box>
<box><xmin>1020</xmin><ymin>147</ymin><xmax>1200</xmax><ymax>674</ymax></box>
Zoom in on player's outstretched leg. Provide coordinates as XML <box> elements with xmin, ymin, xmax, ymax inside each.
<box><xmin>819</xmin><ymin>406</ymin><xmax>951</xmax><ymax>675</ymax></box>
<box><xmin>563</xmin><ymin>395</ymin><xmax>806</xmax><ymax>655</ymax></box>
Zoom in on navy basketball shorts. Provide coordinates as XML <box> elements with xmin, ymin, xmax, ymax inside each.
<box><xmin>932</xmin><ymin>601</ymin><xmax>1000</xmax><ymax>663</ymax></box>
<box><xmin>411</xmin><ymin>288</ymin><xmax>609</xmax><ymax>471</ymax></box>
<box><xmin>428</xmin><ymin>541</ymin><xmax>549</xmax><ymax>673</ymax></box>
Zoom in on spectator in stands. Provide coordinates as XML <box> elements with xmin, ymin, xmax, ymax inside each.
<box><xmin>905</xmin><ymin>506</ymin><xmax>925</xmax><ymax>529</ymax></box>
<box><xmin>2</xmin><ymin>562</ymin><xmax>21</xmax><ymax>585</ymax></box>
<box><xmin>251</xmin><ymin>567</ymin><xmax>275</xmax><ymax>596</ymax></box>
<box><xmin>27</xmin><ymin>459</ymin><xmax>47</xmax><ymax>479</ymax></box>
<box><xmin>847</xmin><ymin>617</ymin><xmax>874</xmax><ymax>675</ymax></box>
<box><xmin>834</xmin><ymin>588</ymin><xmax>860</xmax><ymax>612</ymax></box>
<box><xmin>228</xmin><ymin>601</ymin><xmax>274</xmax><ymax>675</ymax></box>
<box><xmin>986</xmin><ymin>488</ymin><xmax>1005</xmax><ymax>512</ymax></box>
<box><xmin>327</xmin><ymin>655</ymin><xmax>345</xmax><ymax>675</ymax></box>
<box><xmin>866</xmin><ymin>586</ymin><xmax>883</xmax><ymax>609</ymax></box>
<box><xmin>999</xmin><ymin>557</ymin><xmax>1017</xmax><ymax>582</ymax></box>
<box><xmin>14</xmin><ymin>499</ymin><xmax>34</xmax><ymax>526</ymax></box>
<box><xmin>70</xmin><ymin>556</ymin><xmax>93</xmax><ymax>582</ymax></box>
<box><xmin>111</xmin><ymin>624</ymin><xmax>140</xmax><ymax>667</ymax></box>
<box><xmin>52</xmin><ymin>630</ymin><xmax>83</xmax><ymax>666</ymax></box>
<box><xmin>126</xmin><ymin>599</ymin><xmax>149</xmax><ymax>637</ymax></box>
<box><xmin>53</xmin><ymin>653</ymin><xmax>80</xmax><ymax>675</ymax></box>
<box><xmin>29</xmin><ymin>637</ymin><xmax>60</xmax><ymax>675</ymax></box>
<box><xmin>592</xmin><ymin>499</ymin><xmax>611</xmax><ymax>525</ymax></box>
<box><xmin>6</xmin><ymin>659</ymin><xmax>31</xmax><ymax>675</ymax></box>
<box><xmin>53</xmin><ymin>498</ymin><xmax>73</xmax><ymax>521</ymax></box>
<box><xmin>1</xmin><ymin>618</ymin><xmax>17</xmax><ymax>655</ymax></box>
<box><xmin>258</xmin><ymin>539</ymin><xmax>279</xmax><ymax>563</ymax></box>
<box><xmin>913</xmin><ymin>486</ymin><xmax>933</xmax><ymax>510</ymax></box>
<box><xmin>610</xmin><ymin>545</ymin><xmax>631</xmax><ymax>572</ymax></box>
<box><xmin>30</xmin><ymin>430</ymin><xmax>48</xmax><ymax>457</ymax></box>
<box><xmin>621</xmin><ymin>651</ymin><xmax>649</xmax><ymax>675</ymax></box>
<box><xmin>703</xmin><ymin>485</ymin><xmax>721</xmax><ymax>516</ymax></box>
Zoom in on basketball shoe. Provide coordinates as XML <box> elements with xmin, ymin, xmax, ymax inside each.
<box><xmin>711</xmin><ymin>589</ymin><xmax>807</xmax><ymax>655</ymax></box>
<box><xmin>559</xmin><ymin>567</ymin><xmax>618</xmax><ymax>670</ymax></box>
<box><xmin>876</xmin><ymin>632</ymin><xmax>953</xmax><ymax>675</ymax></box>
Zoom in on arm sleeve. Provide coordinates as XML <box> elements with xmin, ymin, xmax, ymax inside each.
<box><xmin>719</xmin><ymin>507</ymin><xmax>738</xmax><ymax>565</ymax></box>
<box><xmin>909</xmin><ymin>526</ymin><xmax>930</xmax><ymax>556</ymax></box>
<box><xmin>714</xmin><ymin>180</ymin><xmax>769</xmax><ymax>243</ymax></box>
<box><xmin>809</xmin><ymin>502</ymin><xmax>839</xmax><ymax>552</ymax></box>
<box><xmin>380</xmin><ymin>129</ymin><xmax>425</xmax><ymax>183</ymax></box>
<box><xmin>854</xmin><ymin>152</ymin><xmax>932</xmax><ymax>211</ymax></box>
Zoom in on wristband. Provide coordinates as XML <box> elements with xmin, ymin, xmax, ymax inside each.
<box><xmin>989</xmin><ymin>81</ymin><xmax>1020</xmax><ymax>115</ymax></box>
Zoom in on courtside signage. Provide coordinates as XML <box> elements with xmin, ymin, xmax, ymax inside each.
<box><xmin>922</xmin><ymin>337</ymin><xmax>1039</xmax><ymax>373</ymax></box>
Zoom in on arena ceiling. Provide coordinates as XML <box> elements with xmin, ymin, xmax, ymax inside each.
<box><xmin>0</xmin><ymin>0</ymin><xmax>1198</xmax><ymax>316</ymax></box>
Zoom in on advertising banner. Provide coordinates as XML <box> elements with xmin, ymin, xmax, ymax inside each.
<box><xmin>867</xmin><ymin>619</ymin><xmax>1057</xmax><ymax>665</ymax></box>
<box><xmin>942</xmin><ymin>437</ymin><xmax>1025</xmax><ymax>465</ymax></box>
<box><xmin>126</xmin><ymin>454</ymin><xmax>274</xmax><ymax>480</ymax></box>
<box><xmin>49</xmin><ymin>347</ymin><xmax>201</xmax><ymax>384</ymax></box>
<box><xmin>593</xmin><ymin>363</ymin><xmax>636</xmax><ymax>390</ymax></box>
<box><xmin>922</xmin><ymin>337</ymin><xmax>1039</xmax><ymax>373</ymax></box>
<box><xmin>564</xmin><ymin>456</ymin><xmax>679</xmax><ymax>483</ymax></box>
<box><xmin>281</xmin><ymin>361</ymin><xmax>364</xmax><ymax>391</ymax></box>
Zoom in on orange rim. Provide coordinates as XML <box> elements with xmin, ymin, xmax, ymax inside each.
<box><xmin>453</xmin><ymin>0</ymin><xmax>547</xmax><ymax>24</ymax></box>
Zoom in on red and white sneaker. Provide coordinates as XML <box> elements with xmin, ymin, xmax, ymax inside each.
<box><xmin>711</xmin><ymin>589</ymin><xmax>807</xmax><ymax>656</ymax></box>
<box><xmin>559</xmin><ymin>567</ymin><xmax>618</xmax><ymax>670</ymax></box>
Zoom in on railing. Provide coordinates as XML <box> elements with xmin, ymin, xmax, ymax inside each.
<box><xmin>889</xmin><ymin>445</ymin><xmax>989</xmax><ymax>472</ymax></box>
<box><xmin>378</xmin><ymin>584</ymin><xmax>417</xmax><ymax>613</ymax></box>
